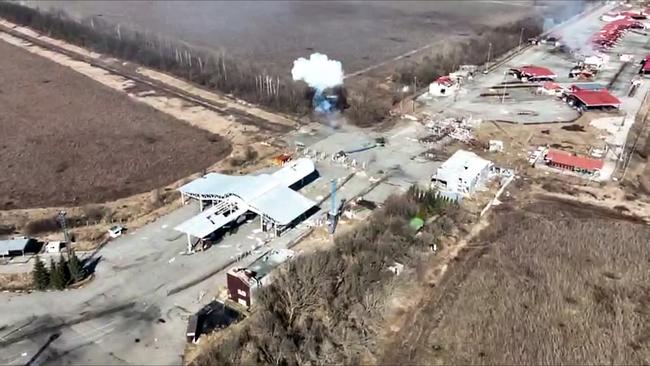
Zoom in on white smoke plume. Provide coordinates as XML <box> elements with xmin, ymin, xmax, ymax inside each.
<box><xmin>291</xmin><ymin>53</ymin><xmax>344</xmax><ymax>90</ymax></box>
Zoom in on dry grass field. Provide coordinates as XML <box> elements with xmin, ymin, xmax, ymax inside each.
<box><xmin>27</xmin><ymin>0</ymin><xmax>543</xmax><ymax>75</ymax></box>
<box><xmin>382</xmin><ymin>196</ymin><xmax>650</xmax><ymax>364</ymax></box>
<box><xmin>0</xmin><ymin>40</ymin><xmax>231</xmax><ymax>210</ymax></box>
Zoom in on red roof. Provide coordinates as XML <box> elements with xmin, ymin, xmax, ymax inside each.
<box><xmin>435</xmin><ymin>75</ymin><xmax>454</xmax><ymax>86</ymax></box>
<box><xmin>546</xmin><ymin>150</ymin><xmax>604</xmax><ymax>171</ymax></box>
<box><xmin>570</xmin><ymin>89</ymin><xmax>621</xmax><ymax>107</ymax></box>
<box><xmin>590</xmin><ymin>17</ymin><xmax>643</xmax><ymax>47</ymax></box>
<box><xmin>620</xmin><ymin>11</ymin><xmax>646</xmax><ymax>19</ymax></box>
<box><xmin>542</xmin><ymin>81</ymin><xmax>561</xmax><ymax>90</ymax></box>
<box><xmin>516</xmin><ymin>65</ymin><xmax>556</xmax><ymax>78</ymax></box>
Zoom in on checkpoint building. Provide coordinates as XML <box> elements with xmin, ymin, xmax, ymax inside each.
<box><xmin>175</xmin><ymin>158</ymin><xmax>318</xmax><ymax>251</ymax></box>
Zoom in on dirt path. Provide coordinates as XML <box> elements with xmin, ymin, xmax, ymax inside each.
<box><xmin>380</xmin><ymin>217</ymin><xmax>490</xmax><ymax>364</ymax></box>
<box><xmin>0</xmin><ymin>20</ymin><xmax>295</xmax><ymax>147</ymax></box>
<box><xmin>531</xmin><ymin>183</ymin><xmax>650</xmax><ymax>223</ymax></box>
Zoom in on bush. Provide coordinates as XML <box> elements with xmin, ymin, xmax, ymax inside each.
<box><xmin>193</xmin><ymin>188</ymin><xmax>460</xmax><ymax>365</ymax></box>
<box><xmin>346</xmin><ymin>81</ymin><xmax>392</xmax><ymax>127</ymax></box>
<box><xmin>244</xmin><ymin>146</ymin><xmax>258</xmax><ymax>161</ymax></box>
<box><xmin>24</xmin><ymin>217</ymin><xmax>59</xmax><ymax>236</ymax></box>
<box><xmin>67</xmin><ymin>249</ymin><xmax>85</xmax><ymax>282</ymax></box>
<box><xmin>82</xmin><ymin>205</ymin><xmax>107</xmax><ymax>222</ymax></box>
<box><xmin>0</xmin><ymin>224</ymin><xmax>15</xmax><ymax>236</ymax></box>
<box><xmin>32</xmin><ymin>256</ymin><xmax>49</xmax><ymax>290</ymax></box>
<box><xmin>49</xmin><ymin>257</ymin><xmax>66</xmax><ymax>290</ymax></box>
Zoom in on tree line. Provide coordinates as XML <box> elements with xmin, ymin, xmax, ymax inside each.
<box><xmin>0</xmin><ymin>2</ymin><xmax>311</xmax><ymax>115</ymax></box>
<box><xmin>345</xmin><ymin>15</ymin><xmax>546</xmax><ymax>127</ymax></box>
<box><xmin>0</xmin><ymin>2</ymin><xmax>586</xmax><ymax>128</ymax></box>
<box><xmin>32</xmin><ymin>250</ymin><xmax>86</xmax><ymax>290</ymax></box>
<box><xmin>193</xmin><ymin>187</ymin><xmax>470</xmax><ymax>365</ymax></box>
<box><xmin>345</xmin><ymin>0</ymin><xmax>597</xmax><ymax>127</ymax></box>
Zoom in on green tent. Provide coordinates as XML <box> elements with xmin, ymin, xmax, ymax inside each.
<box><xmin>409</xmin><ymin>217</ymin><xmax>425</xmax><ymax>232</ymax></box>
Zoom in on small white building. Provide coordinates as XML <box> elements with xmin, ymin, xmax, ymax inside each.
<box><xmin>428</xmin><ymin>76</ymin><xmax>458</xmax><ymax>97</ymax></box>
<box><xmin>45</xmin><ymin>241</ymin><xmax>65</xmax><ymax>254</ymax></box>
<box><xmin>431</xmin><ymin>150</ymin><xmax>493</xmax><ymax>197</ymax></box>
<box><xmin>489</xmin><ymin>140</ymin><xmax>504</xmax><ymax>152</ymax></box>
<box><xmin>584</xmin><ymin>54</ymin><xmax>609</xmax><ymax>70</ymax></box>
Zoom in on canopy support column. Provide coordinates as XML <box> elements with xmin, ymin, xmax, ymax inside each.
<box><xmin>187</xmin><ymin>234</ymin><xmax>193</xmax><ymax>253</ymax></box>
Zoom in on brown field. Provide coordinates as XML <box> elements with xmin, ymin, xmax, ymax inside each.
<box><xmin>382</xmin><ymin>196</ymin><xmax>650</xmax><ymax>365</ymax></box>
<box><xmin>29</xmin><ymin>0</ymin><xmax>544</xmax><ymax>76</ymax></box>
<box><xmin>0</xmin><ymin>40</ymin><xmax>231</xmax><ymax>210</ymax></box>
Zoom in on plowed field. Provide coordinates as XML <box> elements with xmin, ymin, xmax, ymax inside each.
<box><xmin>0</xmin><ymin>40</ymin><xmax>231</xmax><ymax>209</ymax></box>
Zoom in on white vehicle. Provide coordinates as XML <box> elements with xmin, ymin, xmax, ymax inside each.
<box><xmin>108</xmin><ymin>225</ymin><xmax>124</xmax><ymax>238</ymax></box>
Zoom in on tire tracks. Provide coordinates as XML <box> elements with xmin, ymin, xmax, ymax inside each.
<box><xmin>382</xmin><ymin>245</ymin><xmax>489</xmax><ymax>364</ymax></box>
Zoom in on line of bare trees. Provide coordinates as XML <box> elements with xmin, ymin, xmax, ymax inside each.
<box><xmin>346</xmin><ymin>15</ymin><xmax>549</xmax><ymax>126</ymax></box>
<box><xmin>193</xmin><ymin>187</ymin><xmax>471</xmax><ymax>366</ymax></box>
<box><xmin>0</xmin><ymin>2</ymin><xmax>311</xmax><ymax>114</ymax></box>
<box><xmin>346</xmin><ymin>0</ymin><xmax>605</xmax><ymax>127</ymax></box>
<box><xmin>0</xmin><ymin>2</ymin><xmax>590</xmax><ymax>127</ymax></box>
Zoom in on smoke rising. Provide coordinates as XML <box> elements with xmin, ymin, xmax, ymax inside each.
<box><xmin>543</xmin><ymin>0</ymin><xmax>595</xmax><ymax>56</ymax></box>
<box><xmin>292</xmin><ymin>53</ymin><xmax>343</xmax><ymax>90</ymax></box>
<box><xmin>292</xmin><ymin>53</ymin><xmax>344</xmax><ymax>113</ymax></box>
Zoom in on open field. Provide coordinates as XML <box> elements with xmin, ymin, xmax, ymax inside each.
<box><xmin>26</xmin><ymin>0</ymin><xmax>548</xmax><ymax>76</ymax></box>
<box><xmin>381</xmin><ymin>193</ymin><xmax>650</xmax><ymax>365</ymax></box>
<box><xmin>0</xmin><ymin>40</ymin><xmax>231</xmax><ymax>210</ymax></box>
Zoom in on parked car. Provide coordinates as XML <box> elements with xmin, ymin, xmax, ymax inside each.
<box><xmin>108</xmin><ymin>225</ymin><xmax>124</xmax><ymax>239</ymax></box>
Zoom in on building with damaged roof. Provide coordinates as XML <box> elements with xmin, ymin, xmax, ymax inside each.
<box><xmin>226</xmin><ymin>248</ymin><xmax>294</xmax><ymax>308</ymax></box>
<box><xmin>431</xmin><ymin>149</ymin><xmax>493</xmax><ymax>199</ymax></box>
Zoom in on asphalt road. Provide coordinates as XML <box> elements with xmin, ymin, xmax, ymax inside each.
<box><xmin>0</xmin><ymin>203</ymin><xmax>276</xmax><ymax>365</ymax></box>
<box><xmin>0</xmin><ymin>151</ymin><xmax>391</xmax><ymax>365</ymax></box>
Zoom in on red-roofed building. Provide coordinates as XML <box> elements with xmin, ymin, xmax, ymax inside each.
<box><xmin>428</xmin><ymin>75</ymin><xmax>458</xmax><ymax>97</ymax></box>
<box><xmin>539</xmin><ymin>81</ymin><xmax>563</xmax><ymax>96</ymax></box>
<box><xmin>591</xmin><ymin>17</ymin><xmax>644</xmax><ymax>49</ymax></box>
<box><xmin>566</xmin><ymin>87</ymin><xmax>621</xmax><ymax>111</ymax></box>
<box><xmin>435</xmin><ymin>76</ymin><xmax>454</xmax><ymax>87</ymax></box>
<box><xmin>510</xmin><ymin>65</ymin><xmax>557</xmax><ymax>81</ymax></box>
<box><xmin>544</xmin><ymin>149</ymin><xmax>604</xmax><ymax>175</ymax></box>
<box><xmin>620</xmin><ymin>11</ymin><xmax>646</xmax><ymax>19</ymax></box>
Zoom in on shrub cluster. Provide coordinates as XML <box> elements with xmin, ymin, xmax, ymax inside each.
<box><xmin>194</xmin><ymin>188</ymin><xmax>465</xmax><ymax>365</ymax></box>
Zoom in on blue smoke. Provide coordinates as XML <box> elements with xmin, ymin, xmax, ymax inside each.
<box><xmin>313</xmin><ymin>89</ymin><xmax>334</xmax><ymax>113</ymax></box>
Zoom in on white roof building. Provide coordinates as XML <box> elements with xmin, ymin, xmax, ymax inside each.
<box><xmin>0</xmin><ymin>237</ymin><xmax>33</xmax><ymax>257</ymax></box>
<box><xmin>176</xmin><ymin>159</ymin><xmax>317</xmax><ymax>251</ymax></box>
<box><xmin>432</xmin><ymin>150</ymin><xmax>493</xmax><ymax>197</ymax></box>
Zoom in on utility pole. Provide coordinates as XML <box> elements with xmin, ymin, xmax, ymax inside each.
<box><xmin>486</xmin><ymin>42</ymin><xmax>492</xmax><ymax>73</ymax></box>
<box><xmin>519</xmin><ymin>27</ymin><xmax>525</xmax><ymax>49</ymax></box>
<box><xmin>501</xmin><ymin>71</ymin><xmax>508</xmax><ymax>104</ymax></box>
<box><xmin>57</xmin><ymin>210</ymin><xmax>71</xmax><ymax>256</ymax></box>
<box><xmin>328</xmin><ymin>179</ymin><xmax>338</xmax><ymax>235</ymax></box>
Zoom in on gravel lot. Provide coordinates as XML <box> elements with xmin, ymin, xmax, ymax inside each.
<box><xmin>0</xmin><ymin>40</ymin><xmax>231</xmax><ymax>210</ymax></box>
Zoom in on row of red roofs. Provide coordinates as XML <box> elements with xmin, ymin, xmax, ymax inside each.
<box><xmin>592</xmin><ymin>11</ymin><xmax>646</xmax><ymax>49</ymax></box>
<box><xmin>512</xmin><ymin>65</ymin><xmax>622</xmax><ymax>107</ymax></box>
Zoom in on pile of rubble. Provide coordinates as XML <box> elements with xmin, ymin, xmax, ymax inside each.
<box><xmin>420</xmin><ymin>115</ymin><xmax>481</xmax><ymax>145</ymax></box>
